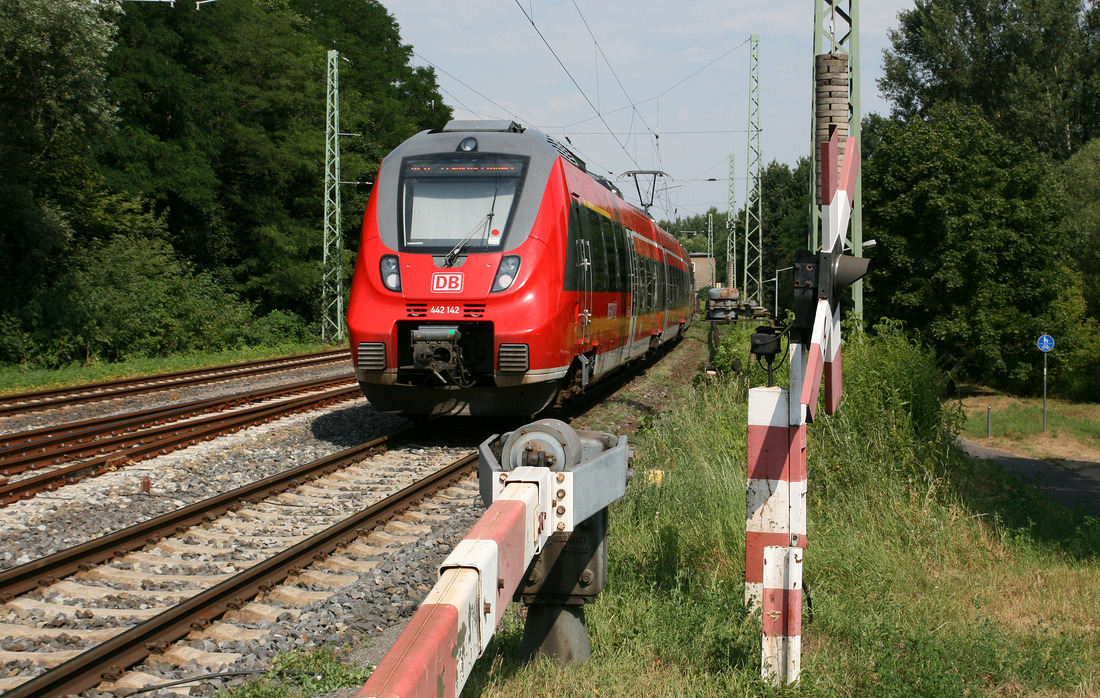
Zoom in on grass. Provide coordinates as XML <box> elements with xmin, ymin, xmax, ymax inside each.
<box><xmin>215</xmin><ymin>647</ymin><xmax>372</xmax><ymax>698</ymax></box>
<box><xmin>955</xmin><ymin>389</ymin><xmax>1100</xmax><ymax>464</ymax></box>
<box><xmin>960</xmin><ymin>398</ymin><xmax>1100</xmax><ymax>444</ymax></box>
<box><xmin>0</xmin><ymin>342</ymin><xmax>339</xmax><ymax>396</ymax></box>
<box><xmin>464</xmin><ymin>322</ymin><xmax>1100</xmax><ymax>696</ymax></box>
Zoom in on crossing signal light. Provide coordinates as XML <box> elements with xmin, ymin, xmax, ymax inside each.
<box><xmin>791</xmin><ymin>247</ymin><xmax>871</xmax><ymax>335</ymax></box>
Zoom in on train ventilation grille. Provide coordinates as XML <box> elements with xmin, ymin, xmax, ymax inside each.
<box><xmin>498</xmin><ymin>344</ymin><xmax>529</xmax><ymax>372</ymax></box>
<box><xmin>463</xmin><ymin>304</ymin><xmax>486</xmax><ymax>318</ymax></box>
<box><xmin>405</xmin><ymin>303</ymin><xmax>428</xmax><ymax>318</ymax></box>
<box><xmin>357</xmin><ymin>342</ymin><xmax>386</xmax><ymax>371</ymax></box>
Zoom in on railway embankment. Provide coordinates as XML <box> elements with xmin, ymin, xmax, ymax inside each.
<box><xmin>449</xmin><ymin>322</ymin><xmax>1100</xmax><ymax>697</ymax></box>
<box><xmin>3</xmin><ymin>332</ymin><xmax>1098</xmax><ymax>696</ymax></box>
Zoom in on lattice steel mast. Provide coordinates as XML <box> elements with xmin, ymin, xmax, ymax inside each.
<box><xmin>322</xmin><ymin>49</ymin><xmax>344</xmax><ymax>342</ymax></box>
<box><xmin>810</xmin><ymin>0</ymin><xmax>863</xmax><ymax>315</ymax></box>
<box><xmin>726</xmin><ymin>154</ymin><xmax>737</xmax><ymax>288</ymax></box>
<box><xmin>743</xmin><ymin>34</ymin><xmax>763</xmax><ymax>306</ymax></box>
<box><xmin>707</xmin><ymin>213</ymin><xmax>715</xmax><ymax>288</ymax></box>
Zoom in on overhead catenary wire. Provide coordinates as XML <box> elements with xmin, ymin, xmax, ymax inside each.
<box><xmin>511</xmin><ymin>0</ymin><xmax>644</xmax><ymax>172</ymax></box>
<box><xmin>411</xmin><ymin>50</ymin><xmax>526</xmax><ymax>125</ymax></box>
<box><xmin>569</xmin><ymin>0</ymin><xmax>662</xmax><ymax>171</ymax></box>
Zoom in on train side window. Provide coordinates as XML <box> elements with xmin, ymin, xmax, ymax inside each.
<box><xmin>646</xmin><ymin>258</ymin><xmax>655</xmax><ymax>309</ymax></box>
<box><xmin>614</xmin><ymin>223</ymin><xmax>630</xmax><ymax>293</ymax></box>
<box><xmin>586</xmin><ymin>209</ymin><xmax>608</xmax><ymax>293</ymax></box>
<box><xmin>604</xmin><ymin>218</ymin><xmax>621</xmax><ymax>294</ymax></box>
<box><xmin>658</xmin><ymin>257</ymin><xmax>667</xmax><ymax>310</ymax></box>
<box><xmin>602</xmin><ymin>219</ymin><xmax>620</xmax><ymax>294</ymax></box>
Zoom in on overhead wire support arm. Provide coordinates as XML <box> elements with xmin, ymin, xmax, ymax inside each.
<box><xmin>619</xmin><ymin>171</ymin><xmax>669</xmax><ymax>216</ymax></box>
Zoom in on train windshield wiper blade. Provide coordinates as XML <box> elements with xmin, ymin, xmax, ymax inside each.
<box><xmin>444</xmin><ymin>211</ymin><xmax>493</xmax><ymax>267</ymax></box>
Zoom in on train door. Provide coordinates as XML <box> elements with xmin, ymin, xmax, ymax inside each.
<box><xmin>566</xmin><ymin>203</ymin><xmax>594</xmax><ymax>351</ymax></box>
<box><xmin>656</xmin><ymin>251</ymin><xmax>667</xmax><ymax>332</ymax></box>
<box><xmin>625</xmin><ymin>230</ymin><xmax>639</xmax><ymax>357</ymax></box>
<box><xmin>577</xmin><ymin>236</ymin><xmax>593</xmax><ymax>347</ymax></box>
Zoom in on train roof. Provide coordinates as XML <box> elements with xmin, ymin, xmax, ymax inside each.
<box><xmin>374</xmin><ymin>120</ymin><xmax>680</xmax><ymax>256</ymax></box>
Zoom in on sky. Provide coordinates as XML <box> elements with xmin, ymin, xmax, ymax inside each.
<box><xmin>383</xmin><ymin>0</ymin><xmax>915</xmax><ymax>223</ymax></box>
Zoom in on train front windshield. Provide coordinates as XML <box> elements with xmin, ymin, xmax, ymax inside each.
<box><xmin>399</xmin><ymin>154</ymin><xmax>528</xmax><ymax>254</ymax></box>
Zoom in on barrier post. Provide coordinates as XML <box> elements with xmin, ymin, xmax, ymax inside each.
<box><xmin>359</xmin><ymin>420</ymin><xmax>630</xmax><ymax>698</ymax></box>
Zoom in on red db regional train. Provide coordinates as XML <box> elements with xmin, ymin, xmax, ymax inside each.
<box><xmin>347</xmin><ymin>120</ymin><xmax>694</xmax><ymax>416</ymax></box>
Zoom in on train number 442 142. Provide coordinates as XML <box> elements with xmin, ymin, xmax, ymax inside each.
<box><xmin>430</xmin><ymin>306</ymin><xmax>461</xmax><ymax>315</ymax></box>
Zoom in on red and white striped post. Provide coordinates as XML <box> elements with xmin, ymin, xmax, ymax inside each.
<box><xmin>745</xmin><ymin>128</ymin><xmax>862</xmax><ymax>685</ymax></box>
<box><xmin>745</xmin><ymin>341</ymin><xmax>809</xmax><ymax>685</ymax></box>
<box><xmin>359</xmin><ymin>421</ymin><xmax>629</xmax><ymax>698</ymax></box>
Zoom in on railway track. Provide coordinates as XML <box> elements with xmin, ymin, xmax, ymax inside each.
<box><xmin>0</xmin><ymin>350</ymin><xmax>348</xmax><ymax>419</ymax></box>
<box><xmin>0</xmin><ymin>376</ymin><xmax>357</xmax><ymax>466</ymax></box>
<box><xmin>0</xmin><ymin>334</ymin><xmax>692</xmax><ymax>695</ymax></box>
<box><xmin>0</xmin><ymin>435</ymin><xmax>479</xmax><ymax>697</ymax></box>
<box><xmin>0</xmin><ymin>381</ymin><xmax>362</xmax><ymax>506</ymax></box>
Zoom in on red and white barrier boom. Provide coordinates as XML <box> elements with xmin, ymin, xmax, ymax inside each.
<box><xmin>744</xmin><ymin>128</ymin><xmax>869</xmax><ymax>685</ymax></box>
<box><xmin>359</xmin><ymin>419</ymin><xmax>630</xmax><ymax>698</ymax></box>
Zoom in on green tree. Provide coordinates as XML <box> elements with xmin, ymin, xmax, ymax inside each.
<box><xmin>0</xmin><ymin>0</ymin><xmax>120</xmax><ymax>314</ymax></box>
<box><xmin>881</xmin><ymin>0</ymin><xmax>1099</xmax><ymax>160</ymax></box>
<box><xmin>1061</xmin><ymin>137</ymin><xmax>1100</xmax><ymax>320</ymax></box>
<box><xmin>0</xmin><ymin>0</ymin><xmax>454</xmax><ymax>367</ymax></box>
<box><xmin>101</xmin><ymin>0</ymin><xmax>327</xmax><ymax>315</ymax></box>
<box><xmin>99</xmin><ymin>0</ymin><xmax>451</xmax><ymax>319</ymax></box>
<box><xmin>864</xmin><ymin>105</ymin><xmax>1079</xmax><ymax>391</ymax></box>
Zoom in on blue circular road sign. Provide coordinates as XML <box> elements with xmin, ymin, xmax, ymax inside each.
<box><xmin>1037</xmin><ymin>334</ymin><xmax>1055</xmax><ymax>352</ymax></box>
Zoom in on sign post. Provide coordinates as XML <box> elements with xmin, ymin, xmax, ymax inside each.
<box><xmin>1037</xmin><ymin>334</ymin><xmax>1054</xmax><ymax>432</ymax></box>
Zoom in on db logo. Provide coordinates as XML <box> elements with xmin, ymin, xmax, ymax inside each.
<box><xmin>431</xmin><ymin>272</ymin><xmax>464</xmax><ymax>293</ymax></box>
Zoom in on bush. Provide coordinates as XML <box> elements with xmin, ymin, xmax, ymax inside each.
<box><xmin>711</xmin><ymin>324</ymin><xmax>749</xmax><ymax>374</ymax></box>
<box><xmin>245</xmin><ymin>310</ymin><xmax>313</xmax><ymax>346</ymax></box>
<box><xmin>40</xmin><ymin>235</ymin><xmax>257</xmax><ymax>364</ymax></box>
<box><xmin>0</xmin><ymin>313</ymin><xmax>34</xmax><ymax>365</ymax></box>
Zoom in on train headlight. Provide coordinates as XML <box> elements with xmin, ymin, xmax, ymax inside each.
<box><xmin>491</xmin><ymin>255</ymin><xmax>521</xmax><ymax>292</ymax></box>
<box><xmin>380</xmin><ymin>255</ymin><xmax>402</xmax><ymax>292</ymax></box>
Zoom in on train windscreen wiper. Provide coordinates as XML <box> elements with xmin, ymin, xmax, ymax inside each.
<box><xmin>443</xmin><ymin>211</ymin><xmax>494</xmax><ymax>267</ymax></box>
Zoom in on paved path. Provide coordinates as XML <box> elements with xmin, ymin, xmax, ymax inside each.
<box><xmin>959</xmin><ymin>437</ymin><xmax>1100</xmax><ymax>516</ymax></box>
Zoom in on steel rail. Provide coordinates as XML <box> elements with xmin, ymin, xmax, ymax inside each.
<box><xmin>0</xmin><ymin>350</ymin><xmax>348</xmax><ymax>418</ymax></box>
<box><xmin>0</xmin><ymin>385</ymin><xmax>362</xmax><ymax>505</ymax></box>
<box><xmin>0</xmin><ymin>432</ymin><xmax>401</xmax><ymax>599</ymax></box>
<box><xmin>1</xmin><ymin>450</ymin><xmax>477</xmax><ymax>698</ymax></box>
<box><xmin>0</xmin><ymin>375</ymin><xmax>355</xmax><ymax>470</ymax></box>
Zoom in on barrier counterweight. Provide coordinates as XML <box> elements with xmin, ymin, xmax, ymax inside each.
<box><xmin>360</xmin><ymin>420</ymin><xmax>630</xmax><ymax>698</ymax></box>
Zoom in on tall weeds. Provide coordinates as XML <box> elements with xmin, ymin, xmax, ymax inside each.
<box><xmin>472</xmin><ymin>324</ymin><xmax>1100</xmax><ymax>696</ymax></box>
